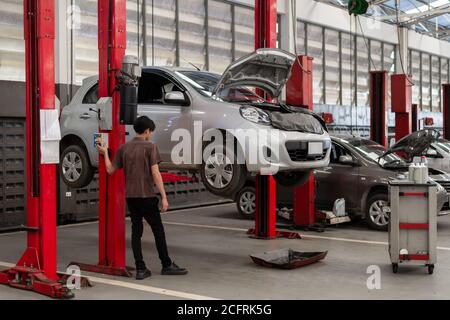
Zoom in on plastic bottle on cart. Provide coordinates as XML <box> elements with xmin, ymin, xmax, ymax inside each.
<box><xmin>421</xmin><ymin>156</ymin><xmax>429</xmax><ymax>184</ymax></box>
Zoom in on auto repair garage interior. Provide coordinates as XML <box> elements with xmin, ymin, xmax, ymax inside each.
<box><xmin>0</xmin><ymin>0</ymin><xmax>450</xmax><ymax>302</ymax></box>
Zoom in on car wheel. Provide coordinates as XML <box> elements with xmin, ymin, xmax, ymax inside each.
<box><xmin>236</xmin><ymin>186</ymin><xmax>256</xmax><ymax>219</ymax></box>
<box><xmin>200</xmin><ymin>141</ymin><xmax>246</xmax><ymax>197</ymax></box>
<box><xmin>60</xmin><ymin>144</ymin><xmax>95</xmax><ymax>189</ymax></box>
<box><xmin>274</xmin><ymin>171</ymin><xmax>312</xmax><ymax>188</ymax></box>
<box><xmin>366</xmin><ymin>193</ymin><xmax>391</xmax><ymax>231</ymax></box>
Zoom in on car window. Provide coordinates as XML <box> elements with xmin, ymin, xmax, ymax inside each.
<box><xmin>83</xmin><ymin>83</ymin><xmax>99</xmax><ymax>104</ymax></box>
<box><xmin>139</xmin><ymin>72</ymin><xmax>183</xmax><ymax>105</ymax></box>
<box><xmin>330</xmin><ymin>143</ymin><xmax>350</xmax><ymax>164</ymax></box>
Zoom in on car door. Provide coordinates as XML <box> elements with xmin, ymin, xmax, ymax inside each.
<box><xmin>137</xmin><ymin>71</ymin><xmax>192</xmax><ymax>164</ymax></box>
<box><xmin>315</xmin><ymin>142</ymin><xmax>359</xmax><ymax>211</ymax></box>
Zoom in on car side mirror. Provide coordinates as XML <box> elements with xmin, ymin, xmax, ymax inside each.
<box><xmin>165</xmin><ymin>92</ymin><xmax>188</xmax><ymax>105</ymax></box>
<box><xmin>426</xmin><ymin>149</ymin><xmax>439</xmax><ymax>158</ymax></box>
<box><xmin>339</xmin><ymin>155</ymin><xmax>355</xmax><ymax>165</ymax></box>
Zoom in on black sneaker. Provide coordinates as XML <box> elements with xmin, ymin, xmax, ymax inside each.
<box><xmin>136</xmin><ymin>269</ymin><xmax>152</xmax><ymax>280</ymax></box>
<box><xmin>161</xmin><ymin>263</ymin><xmax>188</xmax><ymax>276</ymax></box>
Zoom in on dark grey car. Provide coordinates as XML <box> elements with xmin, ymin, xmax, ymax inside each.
<box><xmin>236</xmin><ymin>134</ymin><xmax>450</xmax><ymax>231</ymax></box>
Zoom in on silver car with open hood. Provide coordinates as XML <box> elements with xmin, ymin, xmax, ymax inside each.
<box><xmin>60</xmin><ymin>48</ymin><xmax>331</xmax><ymax>196</ymax></box>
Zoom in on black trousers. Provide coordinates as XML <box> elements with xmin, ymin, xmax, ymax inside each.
<box><xmin>126</xmin><ymin>197</ymin><xmax>172</xmax><ymax>270</ymax></box>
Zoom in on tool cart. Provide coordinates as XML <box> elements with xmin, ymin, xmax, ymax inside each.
<box><xmin>389</xmin><ymin>181</ymin><xmax>438</xmax><ymax>275</ymax></box>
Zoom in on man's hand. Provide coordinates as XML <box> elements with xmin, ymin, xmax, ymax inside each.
<box><xmin>161</xmin><ymin>197</ymin><xmax>169</xmax><ymax>213</ymax></box>
<box><xmin>96</xmin><ymin>137</ymin><xmax>108</xmax><ymax>156</ymax></box>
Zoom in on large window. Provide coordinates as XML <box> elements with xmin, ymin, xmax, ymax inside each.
<box><xmin>307</xmin><ymin>24</ymin><xmax>324</xmax><ymax>104</ymax></box>
<box><xmin>410</xmin><ymin>50</ymin><xmax>421</xmax><ymax>107</ymax></box>
<box><xmin>370</xmin><ymin>40</ymin><xmax>382</xmax><ymax>71</ymax></box>
<box><xmin>431</xmin><ymin>56</ymin><xmax>440</xmax><ymax>112</ymax></box>
<box><xmin>208</xmin><ymin>0</ymin><xmax>233</xmax><ymax>74</ymax></box>
<box><xmin>341</xmin><ymin>32</ymin><xmax>354</xmax><ymax>107</ymax></box>
<box><xmin>234</xmin><ymin>5</ymin><xmax>254</xmax><ymax>60</ymax></box>
<box><xmin>356</xmin><ymin>36</ymin><xmax>369</xmax><ymax>107</ymax></box>
<box><xmin>73</xmin><ymin>0</ymin><xmax>98</xmax><ymax>84</ymax></box>
<box><xmin>0</xmin><ymin>0</ymin><xmax>24</xmax><ymax>81</ymax></box>
<box><xmin>146</xmin><ymin>0</ymin><xmax>177</xmax><ymax>67</ymax></box>
<box><xmin>178</xmin><ymin>0</ymin><xmax>206</xmax><ymax>70</ymax></box>
<box><xmin>296</xmin><ymin>21</ymin><xmax>306</xmax><ymax>55</ymax></box>
<box><xmin>324</xmin><ymin>29</ymin><xmax>340</xmax><ymax>105</ymax></box>
<box><xmin>421</xmin><ymin>53</ymin><xmax>431</xmax><ymax>111</ymax></box>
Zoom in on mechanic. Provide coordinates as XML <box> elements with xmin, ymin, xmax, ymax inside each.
<box><xmin>97</xmin><ymin>116</ymin><xmax>188</xmax><ymax>280</ymax></box>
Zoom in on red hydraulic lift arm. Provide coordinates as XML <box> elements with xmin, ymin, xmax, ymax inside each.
<box><xmin>0</xmin><ymin>0</ymin><xmax>72</xmax><ymax>299</ymax></box>
<box><xmin>71</xmin><ymin>0</ymin><xmax>131</xmax><ymax>277</ymax></box>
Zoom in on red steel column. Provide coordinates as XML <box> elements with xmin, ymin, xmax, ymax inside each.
<box><xmin>286</xmin><ymin>56</ymin><xmax>316</xmax><ymax>227</ymax></box>
<box><xmin>443</xmin><ymin>84</ymin><xmax>450</xmax><ymax>140</ymax></box>
<box><xmin>251</xmin><ymin>0</ymin><xmax>277</xmax><ymax>239</ymax></box>
<box><xmin>72</xmin><ymin>0</ymin><xmax>129</xmax><ymax>277</ymax></box>
<box><xmin>97</xmin><ymin>0</ymin><xmax>128</xmax><ymax>274</ymax></box>
<box><xmin>392</xmin><ymin>74</ymin><xmax>413</xmax><ymax>142</ymax></box>
<box><xmin>0</xmin><ymin>0</ymin><xmax>72</xmax><ymax>299</ymax></box>
<box><xmin>369</xmin><ymin>71</ymin><xmax>389</xmax><ymax>148</ymax></box>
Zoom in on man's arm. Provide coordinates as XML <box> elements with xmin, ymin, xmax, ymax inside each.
<box><xmin>151</xmin><ymin>164</ymin><xmax>169</xmax><ymax>213</ymax></box>
<box><xmin>97</xmin><ymin>140</ymin><xmax>117</xmax><ymax>175</ymax></box>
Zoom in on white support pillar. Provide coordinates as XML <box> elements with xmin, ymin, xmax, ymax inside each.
<box><xmin>279</xmin><ymin>0</ymin><xmax>296</xmax><ymax>53</ymax></box>
<box><xmin>396</xmin><ymin>26</ymin><xmax>409</xmax><ymax>75</ymax></box>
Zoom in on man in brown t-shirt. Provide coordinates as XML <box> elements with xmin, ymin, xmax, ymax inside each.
<box><xmin>97</xmin><ymin>116</ymin><xmax>188</xmax><ymax>280</ymax></box>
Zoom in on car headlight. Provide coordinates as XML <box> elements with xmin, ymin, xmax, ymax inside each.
<box><xmin>240</xmin><ymin>107</ymin><xmax>271</xmax><ymax>125</ymax></box>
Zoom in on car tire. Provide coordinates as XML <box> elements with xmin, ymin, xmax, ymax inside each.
<box><xmin>60</xmin><ymin>144</ymin><xmax>95</xmax><ymax>189</ymax></box>
<box><xmin>366</xmin><ymin>192</ymin><xmax>390</xmax><ymax>231</ymax></box>
<box><xmin>274</xmin><ymin>171</ymin><xmax>312</xmax><ymax>188</ymax></box>
<box><xmin>200</xmin><ymin>140</ymin><xmax>246</xmax><ymax>197</ymax></box>
<box><xmin>235</xmin><ymin>186</ymin><xmax>256</xmax><ymax>219</ymax></box>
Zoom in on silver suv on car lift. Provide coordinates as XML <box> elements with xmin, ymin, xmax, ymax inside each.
<box><xmin>60</xmin><ymin>49</ymin><xmax>332</xmax><ymax>197</ymax></box>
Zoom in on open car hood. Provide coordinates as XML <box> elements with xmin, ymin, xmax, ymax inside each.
<box><xmin>212</xmin><ymin>49</ymin><xmax>296</xmax><ymax>99</ymax></box>
<box><xmin>383</xmin><ymin>129</ymin><xmax>441</xmax><ymax>158</ymax></box>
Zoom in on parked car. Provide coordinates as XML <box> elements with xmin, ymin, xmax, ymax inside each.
<box><xmin>60</xmin><ymin>49</ymin><xmax>332</xmax><ymax>197</ymax></box>
<box><xmin>235</xmin><ymin>132</ymin><xmax>450</xmax><ymax>231</ymax></box>
<box><xmin>405</xmin><ymin>132</ymin><xmax>450</xmax><ymax>174</ymax></box>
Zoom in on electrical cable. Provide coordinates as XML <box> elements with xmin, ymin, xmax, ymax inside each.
<box><xmin>394</xmin><ymin>0</ymin><xmax>414</xmax><ymax>87</ymax></box>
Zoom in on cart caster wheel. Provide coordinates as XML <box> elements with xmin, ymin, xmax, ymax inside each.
<box><xmin>392</xmin><ymin>264</ymin><xmax>399</xmax><ymax>274</ymax></box>
<box><xmin>428</xmin><ymin>265</ymin><xmax>435</xmax><ymax>275</ymax></box>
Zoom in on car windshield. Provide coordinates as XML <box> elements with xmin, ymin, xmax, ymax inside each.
<box><xmin>435</xmin><ymin>140</ymin><xmax>450</xmax><ymax>153</ymax></box>
<box><xmin>176</xmin><ymin>70</ymin><xmax>264</xmax><ymax>103</ymax></box>
<box><xmin>343</xmin><ymin>138</ymin><xmax>406</xmax><ymax>167</ymax></box>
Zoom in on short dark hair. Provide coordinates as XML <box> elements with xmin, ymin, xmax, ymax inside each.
<box><xmin>133</xmin><ymin>116</ymin><xmax>156</xmax><ymax>134</ymax></box>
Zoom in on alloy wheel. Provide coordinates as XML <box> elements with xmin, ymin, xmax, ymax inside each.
<box><xmin>239</xmin><ymin>191</ymin><xmax>256</xmax><ymax>216</ymax></box>
<box><xmin>62</xmin><ymin>152</ymin><xmax>83</xmax><ymax>183</ymax></box>
<box><xmin>204</xmin><ymin>153</ymin><xmax>234</xmax><ymax>189</ymax></box>
<box><xmin>369</xmin><ymin>200</ymin><xmax>391</xmax><ymax>227</ymax></box>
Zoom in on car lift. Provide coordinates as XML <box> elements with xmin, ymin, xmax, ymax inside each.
<box><xmin>0</xmin><ymin>0</ymin><xmax>73</xmax><ymax>299</ymax></box>
<box><xmin>248</xmin><ymin>0</ymin><xmax>315</xmax><ymax>239</ymax></box>
<box><xmin>391</xmin><ymin>74</ymin><xmax>413</xmax><ymax>142</ymax></box>
<box><xmin>70</xmin><ymin>0</ymin><xmax>132</xmax><ymax>277</ymax></box>
<box><xmin>443</xmin><ymin>84</ymin><xmax>450</xmax><ymax>140</ymax></box>
<box><xmin>369</xmin><ymin>71</ymin><xmax>389</xmax><ymax>148</ymax></box>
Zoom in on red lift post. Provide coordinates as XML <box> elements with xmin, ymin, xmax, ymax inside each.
<box><xmin>369</xmin><ymin>71</ymin><xmax>389</xmax><ymax>148</ymax></box>
<box><xmin>250</xmin><ymin>0</ymin><xmax>278</xmax><ymax>239</ymax></box>
<box><xmin>0</xmin><ymin>0</ymin><xmax>72</xmax><ymax>299</ymax></box>
<box><xmin>71</xmin><ymin>0</ymin><xmax>131</xmax><ymax>277</ymax></box>
<box><xmin>392</xmin><ymin>74</ymin><xmax>413</xmax><ymax>142</ymax></box>
<box><xmin>443</xmin><ymin>84</ymin><xmax>450</xmax><ymax>140</ymax></box>
<box><xmin>286</xmin><ymin>56</ymin><xmax>317</xmax><ymax>228</ymax></box>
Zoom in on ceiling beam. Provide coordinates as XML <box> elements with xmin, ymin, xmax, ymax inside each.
<box><xmin>403</xmin><ymin>4</ymin><xmax>450</xmax><ymax>27</ymax></box>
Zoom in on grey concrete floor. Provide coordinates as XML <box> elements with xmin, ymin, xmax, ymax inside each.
<box><xmin>1</xmin><ymin>203</ymin><xmax>450</xmax><ymax>300</ymax></box>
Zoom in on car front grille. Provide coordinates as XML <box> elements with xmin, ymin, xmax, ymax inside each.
<box><xmin>285</xmin><ymin>141</ymin><xmax>328</xmax><ymax>162</ymax></box>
